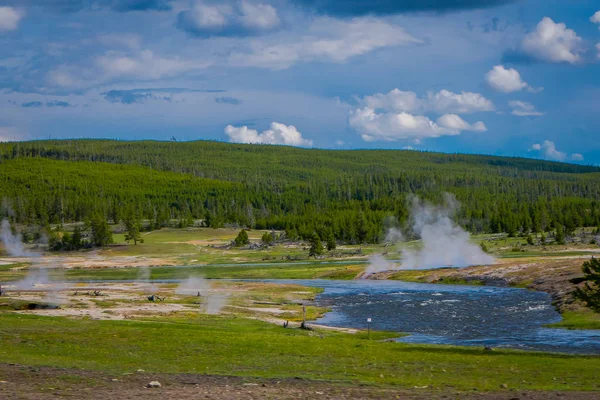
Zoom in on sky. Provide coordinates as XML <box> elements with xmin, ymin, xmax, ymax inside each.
<box><xmin>0</xmin><ymin>0</ymin><xmax>599</xmax><ymax>164</ymax></box>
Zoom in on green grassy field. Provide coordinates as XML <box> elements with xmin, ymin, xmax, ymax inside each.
<box><xmin>546</xmin><ymin>310</ymin><xmax>600</xmax><ymax>330</ymax></box>
<box><xmin>0</xmin><ymin>313</ymin><xmax>598</xmax><ymax>392</ymax></box>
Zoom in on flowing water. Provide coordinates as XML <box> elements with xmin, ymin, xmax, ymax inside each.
<box><xmin>260</xmin><ymin>279</ymin><xmax>600</xmax><ymax>354</ymax></box>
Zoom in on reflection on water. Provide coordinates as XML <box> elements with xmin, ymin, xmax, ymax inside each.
<box><xmin>263</xmin><ymin>279</ymin><xmax>600</xmax><ymax>354</ymax></box>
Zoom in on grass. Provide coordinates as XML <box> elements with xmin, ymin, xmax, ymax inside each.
<box><xmin>52</xmin><ymin>263</ymin><xmax>365</xmax><ymax>282</ymax></box>
<box><xmin>546</xmin><ymin>310</ymin><xmax>600</xmax><ymax>330</ymax></box>
<box><xmin>0</xmin><ymin>313</ymin><xmax>598</xmax><ymax>391</ymax></box>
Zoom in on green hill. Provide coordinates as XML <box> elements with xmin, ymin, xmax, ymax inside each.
<box><xmin>0</xmin><ymin>139</ymin><xmax>599</xmax><ymax>242</ymax></box>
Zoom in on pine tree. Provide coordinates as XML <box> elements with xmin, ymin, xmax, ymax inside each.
<box><xmin>574</xmin><ymin>257</ymin><xmax>600</xmax><ymax>312</ymax></box>
<box><xmin>309</xmin><ymin>234</ymin><xmax>324</xmax><ymax>257</ymax></box>
<box><xmin>261</xmin><ymin>231</ymin><xmax>274</xmax><ymax>246</ymax></box>
<box><xmin>325</xmin><ymin>229</ymin><xmax>336</xmax><ymax>251</ymax></box>
<box><xmin>71</xmin><ymin>226</ymin><xmax>83</xmax><ymax>249</ymax></box>
<box><xmin>123</xmin><ymin>211</ymin><xmax>143</xmax><ymax>245</ymax></box>
<box><xmin>234</xmin><ymin>229</ymin><xmax>249</xmax><ymax>247</ymax></box>
<box><xmin>90</xmin><ymin>215</ymin><xmax>113</xmax><ymax>247</ymax></box>
<box><xmin>555</xmin><ymin>223</ymin><xmax>565</xmax><ymax>245</ymax></box>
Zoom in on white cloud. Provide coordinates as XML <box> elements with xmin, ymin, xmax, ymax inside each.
<box><xmin>359</xmin><ymin>88</ymin><xmax>494</xmax><ymax>114</ymax></box>
<box><xmin>225</xmin><ymin>122</ymin><xmax>313</xmax><ymax>146</ymax></box>
<box><xmin>177</xmin><ymin>1</ymin><xmax>280</xmax><ymax>37</ymax></box>
<box><xmin>427</xmin><ymin>90</ymin><xmax>494</xmax><ymax>114</ymax></box>
<box><xmin>0</xmin><ymin>6</ymin><xmax>24</xmax><ymax>31</ymax></box>
<box><xmin>46</xmin><ymin>49</ymin><xmax>210</xmax><ymax>90</ymax></box>
<box><xmin>530</xmin><ymin>140</ymin><xmax>583</xmax><ymax>162</ymax></box>
<box><xmin>229</xmin><ymin>18</ymin><xmax>420</xmax><ymax>70</ymax></box>
<box><xmin>591</xmin><ymin>11</ymin><xmax>600</xmax><ymax>27</ymax></box>
<box><xmin>362</xmin><ymin>89</ymin><xmax>421</xmax><ymax>113</ymax></box>
<box><xmin>437</xmin><ymin>114</ymin><xmax>487</xmax><ymax>132</ymax></box>
<box><xmin>571</xmin><ymin>153</ymin><xmax>584</xmax><ymax>161</ymax></box>
<box><xmin>509</xmin><ymin>101</ymin><xmax>544</xmax><ymax>117</ymax></box>
<box><xmin>348</xmin><ymin>108</ymin><xmax>486</xmax><ymax>142</ymax></box>
<box><xmin>521</xmin><ymin>17</ymin><xmax>584</xmax><ymax>64</ymax></box>
<box><xmin>239</xmin><ymin>1</ymin><xmax>280</xmax><ymax>30</ymax></box>
<box><xmin>485</xmin><ymin>65</ymin><xmax>528</xmax><ymax>93</ymax></box>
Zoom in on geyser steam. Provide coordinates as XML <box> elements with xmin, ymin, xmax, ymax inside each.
<box><xmin>176</xmin><ymin>276</ymin><xmax>228</xmax><ymax>314</ymax></box>
<box><xmin>1</xmin><ymin>219</ymin><xmax>36</xmax><ymax>257</ymax></box>
<box><xmin>365</xmin><ymin>194</ymin><xmax>494</xmax><ymax>275</ymax></box>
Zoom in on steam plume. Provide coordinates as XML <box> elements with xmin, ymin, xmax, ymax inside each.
<box><xmin>176</xmin><ymin>276</ymin><xmax>228</xmax><ymax>314</ymax></box>
<box><xmin>365</xmin><ymin>194</ymin><xmax>494</xmax><ymax>275</ymax></box>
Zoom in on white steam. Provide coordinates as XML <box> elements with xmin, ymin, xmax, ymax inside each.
<box><xmin>136</xmin><ymin>266</ymin><xmax>157</xmax><ymax>294</ymax></box>
<box><xmin>365</xmin><ymin>194</ymin><xmax>494</xmax><ymax>275</ymax></box>
<box><xmin>176</xmin><ymin>276</ymin><xmax>228</xmax><ymax>315</ymax></box>
<box><xmin>1</xmin><ymin>219</ymin><xmax>37</xmax><ymax>257</ymax></box>
<box><xmin>1</xmin><ymin>220</ymin><xmax>66</xmax><ymax>304</ymax></box>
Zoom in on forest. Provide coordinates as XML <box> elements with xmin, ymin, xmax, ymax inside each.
<box><xmin>1</xmin><ymin>139</ymin><xmax>599</xmax><ymax>244</ymax></box>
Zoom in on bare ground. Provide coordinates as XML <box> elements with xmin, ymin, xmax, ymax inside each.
<box><xmin>0</xmin><ymin>364</ymin><xmax>596</xmax><ymax>400</ymax></box>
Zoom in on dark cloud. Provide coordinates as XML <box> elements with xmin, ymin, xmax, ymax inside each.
<box><xmin>0</xmin><ymin>0</ymin><xmax>172</xmax><ymax>12</ymax></box>
<box><xmin>20</xmin><ymin>100</ymin><xmax>73</xmax><ymax>108</ymax></box>
<box><xmin>46</xmin><ymin>100</ymin><xmax>72</xmax><ymax>107</ymax></box>
<box><xmin>103</xmin><ymin>89</ymin><xmax>159</xmax><ymax>104</ymax></box>
<box><xmin>110</xmin><ymin>0</ymin><xmax>172</xmax><ymax>12</ymax></box>
<box><xmin>291</xmin><ymin>0</ymin><xmax>519</xmax><ymax>16</ymax></box>
<box><xmin>22</xmin><ymin>101</ymin><xmax>43</xmax><ymax>108</ymax></box>
<box><xmin>102</xmin><ymin>88</ymin><xmax>224</xmax><ymax>104</ymax></box>
<box><xmin>215</xmin><ymin>96</ymin><xmax>242</xmax><ymax>105</ymax></box>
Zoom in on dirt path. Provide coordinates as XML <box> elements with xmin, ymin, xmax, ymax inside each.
<box><xmin>0</xmin><ymin>364</ymin><xmax>597</xmax><ymax>400</ymax></box>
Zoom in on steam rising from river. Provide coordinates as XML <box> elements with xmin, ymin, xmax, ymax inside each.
<box><xmin>365</xmin><ymin>194</ymin><xmax>494</xmax><ymax>275</ymax></box>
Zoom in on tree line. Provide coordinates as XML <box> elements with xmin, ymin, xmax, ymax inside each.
<box><xmin>1</xmin><ymin>140</ymin><xmax>599</xmax><ymax>244</ymax></box>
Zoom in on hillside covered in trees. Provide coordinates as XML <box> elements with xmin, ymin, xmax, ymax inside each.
<box><xmin>1</xmin><ymin>139</ymin><xmax>599</xmax><ymax>243</ymax></box>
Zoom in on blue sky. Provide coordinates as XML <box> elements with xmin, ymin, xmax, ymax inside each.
<box><xmin>0</xmin><ymin>0</ymin><xmax>599</xmax><ymax>163</ymax></box>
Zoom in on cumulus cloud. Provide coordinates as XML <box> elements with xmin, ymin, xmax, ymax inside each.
<box><xmin>228</xmin><ymin>18</ymin><xmax>420</xmax><ymax>70</ymax></box>
<box><xmin>509</xmin><ymin>100</ymin><xmax>543</xmax><ymax>117</ymax></box>
<box><xmin>520</xmin><ymin>17</ymin><xmax>584</xmax><ymax>64</ymax></box>
<box><xmin>225</xmin><ymin>122</ymin><xmax>313</xmax><ymax>146</ymax></box>
<box><xmin>530</xmin><ymin>140</ymin><xmax>583</xmax><ymax>162</ymax></box>
<box><xmin>0</xmin><ymin>6</ymin><xmax>24</xmax><ymax>31</ymax></box>
<box><xmin>485</xmin><ymin>65</ymin><xmax>541</xmax><ymax>93</ymax></box>
<box><xmin>177</xmin><ymin>1</ymin><xmax>280</xmax><ymax>37</ymax></box>
<box><xmin>290</xmin><ymin>0</ymin><xmax>517</xmax><ymax>16</ymax></box>
<box><xmin>427</xmin><ymin>90</ymin><xmax>494</xmax><ymax>114</ymax></box>
<box><xmin>591</xmin><ymin>11</ymin><xmax>600</xmax><ymax>27</ymax></box>
<box><xmin>349</xmin><ymin>108</ymin><xmax>486</xmax><ymax>142</ymax></box>
<box><xmin>360</xmin><ymin>88</ymin><xmax>494</xmax><ymax>114</ymax></box>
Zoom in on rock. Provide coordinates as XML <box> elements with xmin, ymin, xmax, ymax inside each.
<box><xmin>136</xmin><ymin>369</ymin><xmax>145</xmax><ymax>373</ymax></box>
<box><xmin>147</xmin><ymin>381</ymin><xmax>162</xmax><ymax>388</ymax></box>
<box><xmin>500</xmin><ymin>383</ymin><xmax>508</xmax><ymax>389</ymax></box>
<box><xmin>111</xmin><ymin>379</ymin><xmax>119</xmax><ymax>382</ymax></box>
